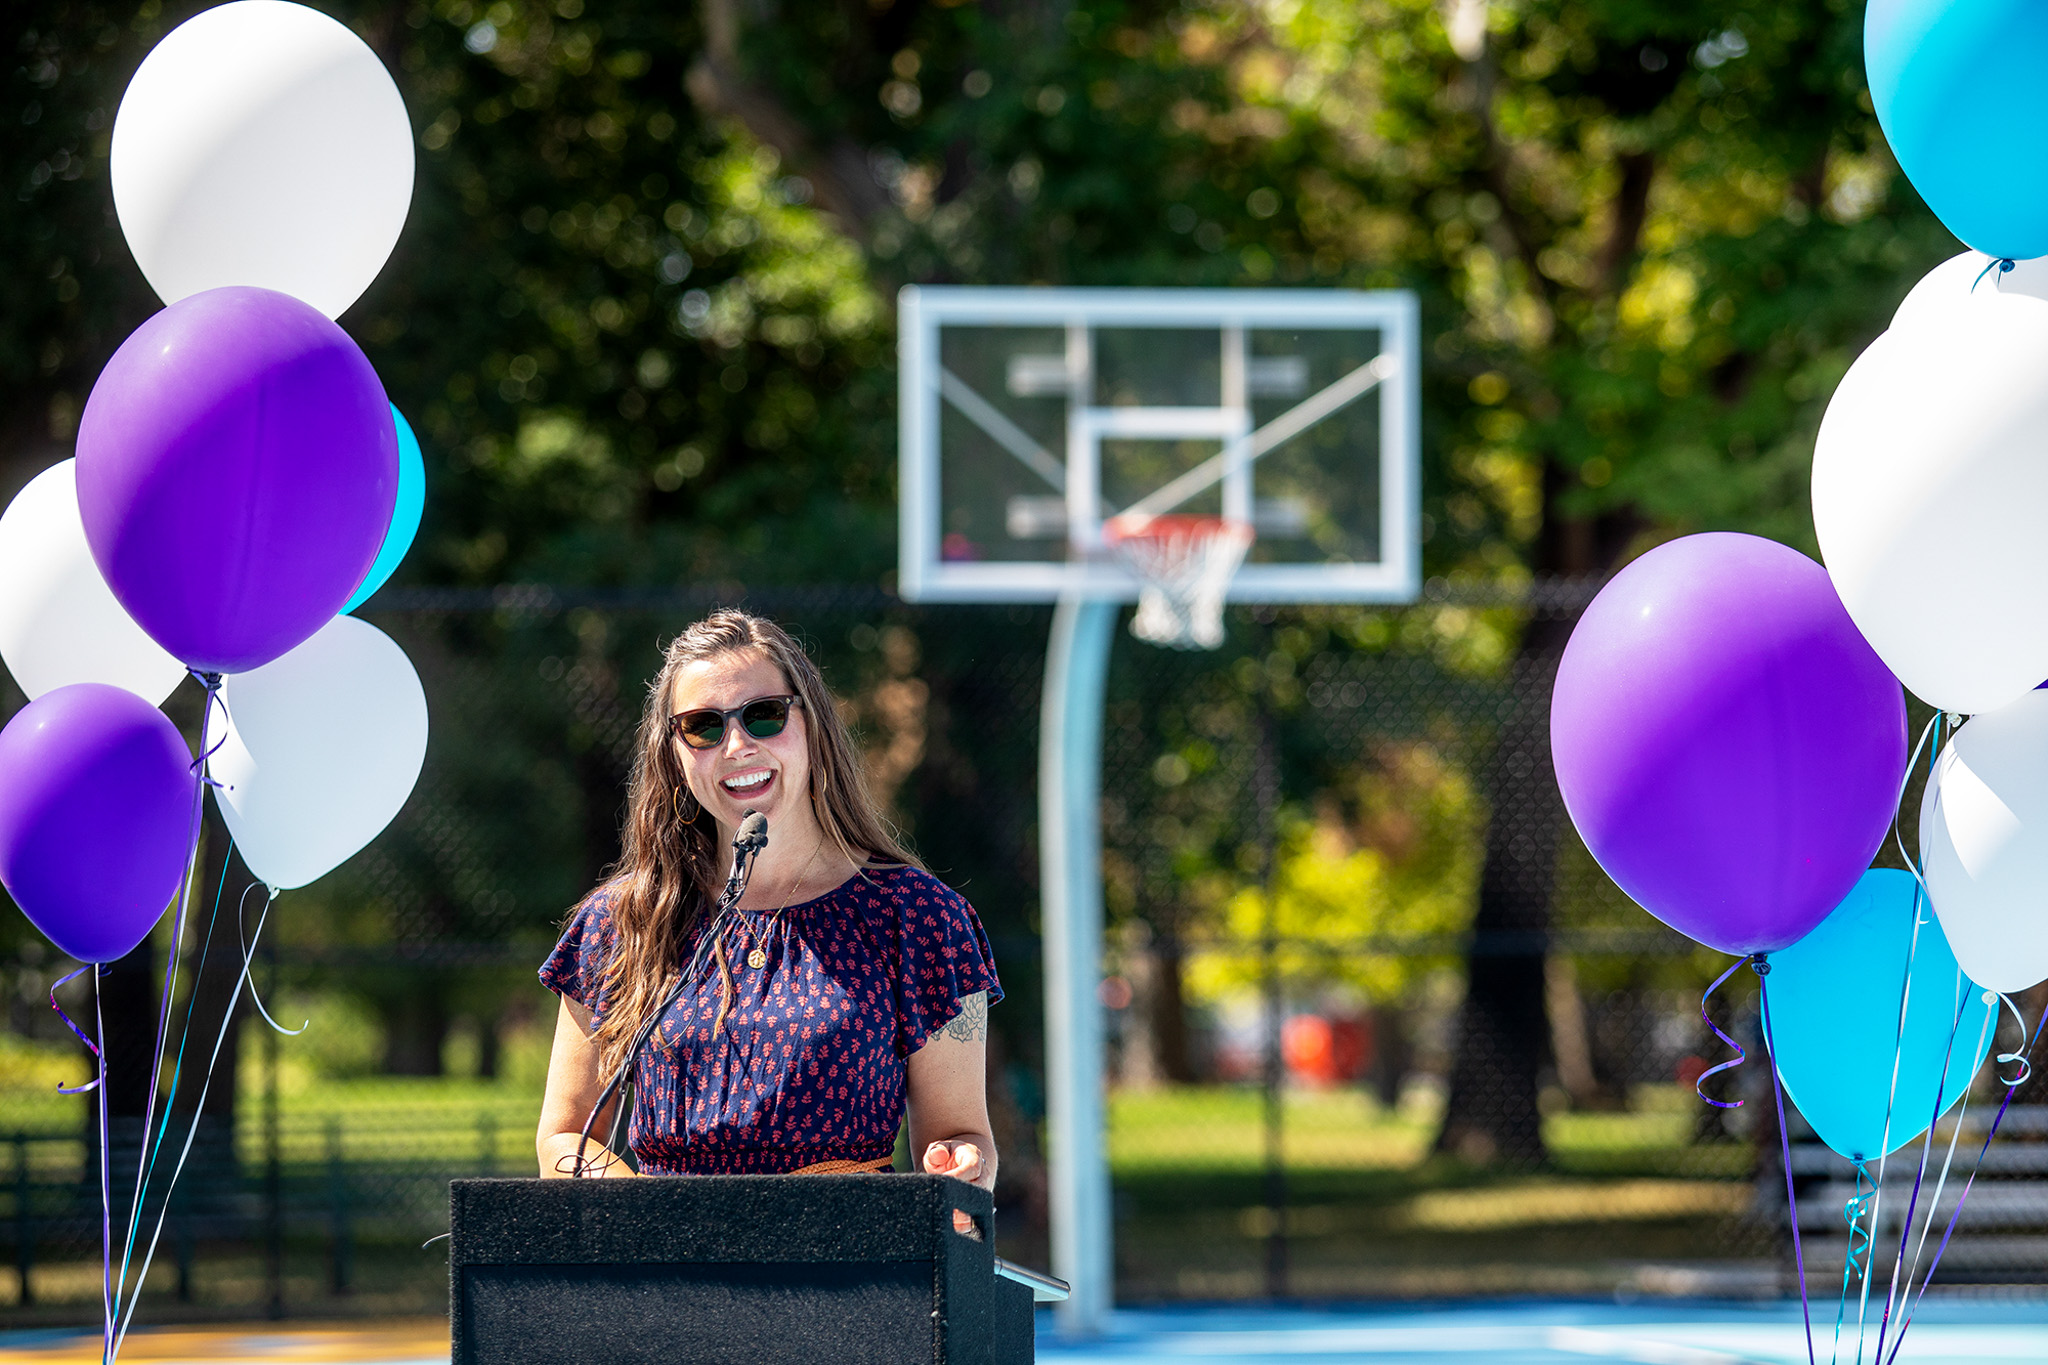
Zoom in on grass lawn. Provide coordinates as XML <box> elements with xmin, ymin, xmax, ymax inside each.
<box><xmin>1103</xmin><ymin>1085</ymin><xmax>1768</xmax><ymax>1301</ymax></box>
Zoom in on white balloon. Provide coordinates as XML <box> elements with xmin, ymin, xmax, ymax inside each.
<box><xmin>111</xmin><ymin>1</ymin><xmax>414</xmax><ymax>319</ymax></box>
<box><xmin>1891</xmin><ymin>250</ymin><xmax>2048</xmax><ymax>334</ymax></box>
<box><xmin>1921</xmin><ymin>692</ymin><xmax>2048</xmax><ymax>994</ymax></box>
<box><xmin>0</xmin><ymin>461</ymin><xmax>185</xmax><ymax>704</ymax></box>
<box><xmin>1813</xmin><ymin>305</ymin><xmax>2048</xmax><ymax>714</ymax></box>
<box><xmin>211</xmin><ymin>615</ymin><xmax>427</xmax><ymax>891</ymax></box>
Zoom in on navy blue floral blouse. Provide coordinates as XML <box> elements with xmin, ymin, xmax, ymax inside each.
<box><xmin>539</xmin><ymin>864</ymin><xmax>1002</xmax><ymax>1175</ymax></box>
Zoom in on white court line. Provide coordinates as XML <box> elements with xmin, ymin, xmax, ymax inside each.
<box><xmin>1035</xmin><ymin>1317</ymin><xmax>2048</xmax><ymax>1365</ymax></box>
<box><xmin>1546</xmin><ymin>1325</ymin><xmax>1765</xmax><ymax>1365</ymax></box>
<box><xmin>1546</xmin><ymin>1323</ymin><xmax>2048</xmax><ymax>1365</ymax></box>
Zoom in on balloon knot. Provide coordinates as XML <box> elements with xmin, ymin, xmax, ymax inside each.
<box><xmin>1749</xmin><ymin>953</ymin><xmax>1770</xmax><ymax>977</ymax></box>
<box><xmin>1972</xmin><ymin>257</ymin><xmax>2017</xmax><ymax>292</ymax></box>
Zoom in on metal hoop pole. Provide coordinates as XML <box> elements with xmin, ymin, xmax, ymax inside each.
<box><xmin>1040</xmin><ymin>594</ymin><xmax>1117</xmax><ymax>1337</ymax></box>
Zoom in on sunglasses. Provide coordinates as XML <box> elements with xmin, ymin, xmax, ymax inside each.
<box><xmin>667</xmin><ymin>694</ymin><xmax>801</xmax><ymax>750</ymax></box>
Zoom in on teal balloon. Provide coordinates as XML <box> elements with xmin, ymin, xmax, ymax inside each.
<box><xmin>342</xmin><ymin>404</ymin><xmax>425</xmax><ymax>613</ymax></box>
<box><xmin>1867</xmin><ymin>0</ymin><xmax>2048</xmax><ymax>260</ymax></box>
<box><xmin>1768</xmin><ymin>868</ymin><xmax>1994</xmax><ymax>1163</ymax></box>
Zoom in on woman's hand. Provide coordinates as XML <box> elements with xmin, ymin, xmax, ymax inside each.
<box><xmin>923</xmin><ymin>1138</ymin><xmax>985</xmax><ymax>1184</ymax></box>
<box><xmin>923</xmin><ymin>1139</ymin><xmax>988</xmax><ymax>1235</ymax></box>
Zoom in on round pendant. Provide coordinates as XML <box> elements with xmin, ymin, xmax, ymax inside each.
<box><xmin>747</xmin><ymin>948</ymin><xmax>767</xmax><ymax>970</ymax></box>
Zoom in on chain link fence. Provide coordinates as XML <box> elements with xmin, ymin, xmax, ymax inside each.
<box><xmin>2</xmin><ymin>585</ymin><xmax>2044</xmax><ymax>1321</ymax></box>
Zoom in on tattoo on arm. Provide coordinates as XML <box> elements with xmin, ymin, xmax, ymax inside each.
<box><xmin>942</xmin><ymin>991</ymin><xmax>988</xmax><ymax>1043</ymax></box>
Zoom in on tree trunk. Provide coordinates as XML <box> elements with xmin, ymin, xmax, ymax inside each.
<box><xmin>380</xmin><ymin>983</ymin><xmax>450</xmax><ymax>1077</ymax></box>
<box><xmin>88</xmin><ymin>934</ymin><xmax>158</xmax><ymax>1249</ymax></box>
<box><xmin>1150</xmin><ymin>930</ymin><xmax>1194</xmax><ymax>1084</ymax></box>
<box><xmin>1368</xmin><ymin>1005</ymin><xmax>1409</xmax><ymax>1111</ymax></box>
<box><xmin>1544</xmin><ymin>954</ymin><xmax>1602</xmax><ymax>1108</ymax></box>
<box><xmin>1434</xmin><ymin>636</ymin><xmax>1567</xmax><ymax>1165</ymax></box>
<box><xmin>1436</xmin><ymin>463</ymin><xmax>1639</xmax><ymax>1164</ymax></box>
<box><xmin>96</xmin><ymin>938</ymin><xmax>158</xmax><ymax>1124</ymax></box>
<box><xmin>476</xmin><ymin>1011</ymin><xmax>502</xmax><ymax>1080</ymax></box>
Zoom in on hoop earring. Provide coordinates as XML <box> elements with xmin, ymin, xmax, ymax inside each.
<box><xmin>673</xmin><ymin>785</ymin><xmax>701</xmax><ymax>826</ymax></box>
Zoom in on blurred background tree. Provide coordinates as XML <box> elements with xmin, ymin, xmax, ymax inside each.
<box><xmin>0</xmin><ymin>0</ymin><xmax>1955</xmax><ymax>1169</ymax></box>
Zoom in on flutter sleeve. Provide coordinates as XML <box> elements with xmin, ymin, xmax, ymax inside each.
<box><xmin>894</xmin><ymin>870</ymin><xmax>1004</xmax><ymax>1055</ymax></box>
<box><xmin>539</xmin><ymin>890</ymin><xmax>617</xmax><ymax>1023</ymax></box>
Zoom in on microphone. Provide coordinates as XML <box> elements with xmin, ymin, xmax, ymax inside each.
<box><xmin>716</xmin><ymin>810</ymin><xmax>768</xmax><ymax>907</ymax></box>
<box><xmin>571</xmin><ymin>807</ymin><xmax>772</xmax><ymax>1175</ymax></box>
<box><xmin>735</xmin><ymin>810</ymin><xmax>769</xmax><ymax>852</ymax></box>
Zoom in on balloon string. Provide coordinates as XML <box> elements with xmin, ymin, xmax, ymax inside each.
<box><xmin>94</xmin><ymin>972</ymin><xmax>113</xmax><ymax>1364</ymax></box>
<box><xmin>113</xmin><ymin>673</ymin><xmax>219</xmax><ymax>1334</ymax></box>
<box><xmin>239</xmin><ymin>883</ymin><xmax>305</xmax><ymax>1036</ymax></box>
<box><xmin>1971</xmin><ymin>257</ymin><xmax>2015</xmax><ymax>291</ymax></box>
<box><xmin>48</xmin><ymin>965</ymin><xmax>103</xmax><ymax>1094</ymax></box>
<box><xmin>1757</xmin><ymin>963</ymin><xmax>1817</xmax><ymax>1365</ymax></box>
<box><xmin>1694</xmin><ymin>956</ymin><xmax>1749</xmax><ymax>1109</ymax></box>
<box><xmin>109</xmin><ymin>879</ymin><xmax>279</xmax><ymax>1361</ymax></box>
<box><xmin>1856</xmin><ymin>879</ymin><xmax>1930</xmax><ymax>1365</ymax></box>
<box><xmin>1889</xmin><ymin>712</ymin><xmax>1941</xmax><ymax>902</ymax></box>
<box><xmin>1883</xmin><ymin>1002</ymin><xmax>2048</xmax><ymax>1365</ymax></box>
<box><xmin>115</xmin><ymin>836</ymin><xmax>238</xmax><ymax>1324</ymax></box>
<box><xmin>1833</xmin><ymin>1162</ymin><xmax>1876</xmax><ymax>1365</ymax></box>
<box><xmin>1874</xmin><ymin>974</ymin><xmax>1975</xmax><ymax>1365</ymax></box>
<box><xmin>1885</xmin><ymin>984</ymin><xmax>1993</xmax><ymax>1364</ymax></box>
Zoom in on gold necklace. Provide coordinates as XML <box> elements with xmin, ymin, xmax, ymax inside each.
<box><xmin>745</xmin><ymin>839</ymin><xmax>822</xmax><ymax>970</ymax></box>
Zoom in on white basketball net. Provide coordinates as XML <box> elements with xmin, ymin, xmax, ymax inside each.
<box><xmin>1103</xmin><ymin>515</ymin><xmax>1255</xmax><ymax>650</ymax></box>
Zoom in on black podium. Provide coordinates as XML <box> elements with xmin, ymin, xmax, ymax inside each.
<box><xmin>448</xmin><ymin>1175</ymin><xmax>1053</xmax><ymax>1365</ymax></box>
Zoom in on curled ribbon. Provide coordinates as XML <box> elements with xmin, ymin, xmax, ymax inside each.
<box><xmin>48</xmin><ymin>965</ymin><xmax>102</xmax><ymax>1094</ymax></box>
<box><xmin>1994</xmin><ymin>991</ymin><xmax>2032</xmax><ymax>1087</ymax></box>
<box><xmin>238</xmin><ymin>883</ymin><xmax>307</xmax><ymax>1037</ymax></box>
<box><xmin>1695</xmin><ymin>956</ymin><xmax>1751</xmax><ymax>1109</ymax></box>
<box><xmin>1830</xmin><ymin>1161</ymin><xmax>1880</xmax><ymax>1365</ymax></box>
<box><xmin>189</xmin><ymin>672</ymin><xmax>230</xmax><ymax>791</ymax></box>
<box><xmin>1843</xmin><ymin>1173</ymin><xmax>1877</xmax><ymax>1280</ymax></box>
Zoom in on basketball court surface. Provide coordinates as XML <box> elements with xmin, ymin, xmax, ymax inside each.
<box><xmin>2</xmin><ymin>1301</ymin><xmax>2043</xmax><ymax>1364</ymax></box>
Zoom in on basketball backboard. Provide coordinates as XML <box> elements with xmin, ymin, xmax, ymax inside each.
<box><xmin>898</xmin><ymin>287</ymin><xmax>1420</xmax><ymax>604</ymax></box>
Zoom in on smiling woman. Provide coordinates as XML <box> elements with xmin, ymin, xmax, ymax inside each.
<box><xmin>534</xmin><ymin>610</ymin><xmax>1001</xmax><ymax>1223</ymax></box>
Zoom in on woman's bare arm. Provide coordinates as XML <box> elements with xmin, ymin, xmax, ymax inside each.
<box><xmin>906</xmin><ymin>991</ymin><xmax>997</xmax><ymax>1231</ymax></box>
<box><xmin>536</xmin><ymin>995</ymin><xmax>639</xmax><ymax>1178</ymax></box>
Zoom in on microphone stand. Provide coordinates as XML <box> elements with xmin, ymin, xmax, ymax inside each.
<box><xmin>571</xmin><ymin>811</ymin><xmax>769</xmax><ymax>1177</ymax></box>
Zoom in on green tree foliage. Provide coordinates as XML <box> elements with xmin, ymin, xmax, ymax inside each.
<box><xmin>0</xmin><ymin>0</ymin><xmax>1959</xmax><ymax>1153</ymax></box>
<box><xmin>1185</xmin><ymin>745</ymin><xmax>1481</xmax><ymax>1008</ymax></box>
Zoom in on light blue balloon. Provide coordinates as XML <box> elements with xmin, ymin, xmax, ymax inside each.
<box><xmin>1767</xmin><ymin>868</ymin><xmax>1994</xmax><ymax>1163</ymax></box>
<box><xmin>342</xmin><ymin>404</ymin><xmax>425</xmax><ymax>613</ymax></box>
<box><xmin>1868</xmin><ymin>0</ymin><xmax>2048</xmax><ymax>260</ymax></box>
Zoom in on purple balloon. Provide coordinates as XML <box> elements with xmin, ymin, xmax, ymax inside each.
<box><xmin>0</xmin><ymin>684</ymin><xmax>195</xmax><ymax>964</ymax></box>
<box><xmin>1551</xmin><ymin>533</ymin><xmax>1906</xmax><ymax>955</ymax></box>
<box><xmin>76</xmin><ymin>286</ymin><xmax>397</xmax><ymax>674</ymax></box>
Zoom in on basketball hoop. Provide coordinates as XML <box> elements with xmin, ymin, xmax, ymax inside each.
<box><xmin>1103</xmin><ymin>514</ymin><xmax>1254</xmax><ymax>650</ymax></box>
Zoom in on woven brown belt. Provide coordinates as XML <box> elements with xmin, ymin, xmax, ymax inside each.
<box><xmin>789</xmin><ymin>1156</ymin><xmax>895</xmax><ymax>1175</ymax></box>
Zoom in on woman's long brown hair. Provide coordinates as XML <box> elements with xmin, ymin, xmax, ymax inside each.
<box><xmin>586</xmin><ymin>610</ymin><xmax>917</xmax><ymax>1079</ymax></box>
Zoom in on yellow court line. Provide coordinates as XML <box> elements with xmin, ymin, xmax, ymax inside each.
<box><xmin>0</xmin><ymin>1320</ymin><xmax>448</xmax><ymax>1363</ymax></box>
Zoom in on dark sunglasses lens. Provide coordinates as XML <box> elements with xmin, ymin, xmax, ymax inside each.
<box><xmin>677</xmin><ymin>712</ymin><xmax>726</xmax><ymax>748</ymax></box>
<box><xmin>741</xmin><ymin>698</ymin><xmax>791</xmax><ymax>739</ymax></box>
